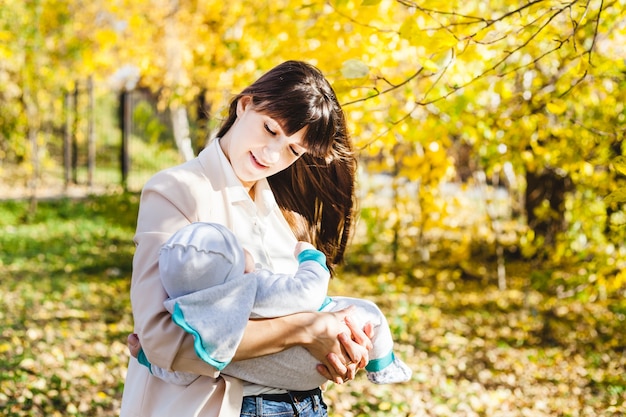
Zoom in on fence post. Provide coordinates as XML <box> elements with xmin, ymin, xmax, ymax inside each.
<box><xmin>72</xmin><ymin>83</ymin><xmax>79</xmax><ymax>184</ymax></box>
<box><xmin>64</xmin><ymin>87</ymin><xmax>74</xmax><ymax>188</ymax></box>
<box><xmin>120</xmin><ymin>90</ymin><xmax>131</xmax><ymax>192</ymax></box>
<box><xmin>87</xmin><ymin>76</ymin><xmax>96</xmax><ymax>188</ymax></box>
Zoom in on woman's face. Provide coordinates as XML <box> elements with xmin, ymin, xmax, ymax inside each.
<box><xmin>219</xmin><ymin>96</ymin><xmax>308</xmax><ymax>191</ymax></box>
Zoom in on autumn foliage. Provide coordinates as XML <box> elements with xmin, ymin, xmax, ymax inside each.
<box><xmin>1</xmin><ymin>0</ymin><xmax>625</xmax><ymax>415</ymax></box>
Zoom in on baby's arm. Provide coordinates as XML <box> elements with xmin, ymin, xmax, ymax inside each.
<box><xmin>250</xmin><ymin>242</ymin><xmax>330</xmax><ymax>318</ymax></box>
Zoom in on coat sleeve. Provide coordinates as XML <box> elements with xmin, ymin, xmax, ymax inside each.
<box><xmin>130</xmin><ymin>168</ymin><xmax>221</xmax><ymax>376</ymax></box>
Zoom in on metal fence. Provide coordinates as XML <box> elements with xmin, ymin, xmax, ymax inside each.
<box><xmin>1</xmin><ymin>87</ymin><xmax>186</xmax><ymax>200</ymax></box>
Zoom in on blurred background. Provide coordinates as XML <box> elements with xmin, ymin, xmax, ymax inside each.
<box><xmin>1</xmin><ymin>0</ymin><xmax>625</xmax><ymax>416</ymax></box>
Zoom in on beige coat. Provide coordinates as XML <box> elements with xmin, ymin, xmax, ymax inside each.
<box><xmin>119</xmin><ymin>139</ymin><xmax>298</xmax><ymax>417</ymax></box>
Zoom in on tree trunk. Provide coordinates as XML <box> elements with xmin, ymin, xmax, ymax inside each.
<box><xmin>165</xmin><ymin>0</ymin><xmax>194</xmax><ymax>162</ymax></box>
<box><xmin>87</xmin><ymin>76</ymin><xmax>96</xmax><ymax>188</ymax></box>
<box><xmin>170</xmin><ymin>106</ymin><xmax>194</xmax><ymax>161</ymax></box>
<box><xmin>120</xmin><ymin>91</ymin><xmax>131</xmax><ymax>191</ymax></box>
<box><xmin>22</xmin><ymin>86</ymin><xmax>39</xmax><ymax>218</ymax></box>
<box><xmin>72</xmin><ymin>85</ymin><xmax>79</xmax><ymax>184</ymax></box>
<box><xmin>525</xmin><ymin>168</ymin><xmax>572</xmax><ymax>248</ymax></box>
<box><xmin>64</xmin><ymin>89</ymin><xmax>74</xmax><ymax>187</ymax></box>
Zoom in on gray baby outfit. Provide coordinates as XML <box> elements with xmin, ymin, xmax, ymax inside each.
<box><xmin>139</xmin><ymin>222</ymin><xmax>411</xmax><ymax>390</ymax></box>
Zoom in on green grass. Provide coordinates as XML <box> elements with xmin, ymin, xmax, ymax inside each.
<box><xmin>0</xmin><ymin>195</ymin><xmax>624</xmax><ymax>416</ymax></box>
<box><xmin>0</xmin><ymin>194</ymin><xmax>138</xmax><ymax>416</ymax></box>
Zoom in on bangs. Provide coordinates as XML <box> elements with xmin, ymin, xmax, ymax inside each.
<box><xmin>236</xmin><ymin>60</ymin><xmax>345</xmax><ymax>160</ymax></box>
<box><xmin>254</xmin><ymin>93</ymin><xmax>336</xmax><ymax>159</ymax></box>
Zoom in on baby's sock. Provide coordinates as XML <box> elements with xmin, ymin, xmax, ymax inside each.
<box><xmin>366</xmin><ymin>356</ymin><xmax>412</xmax><ymax>384</ymax></box>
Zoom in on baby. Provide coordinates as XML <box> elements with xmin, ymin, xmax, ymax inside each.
<box><xmin>132</xmin><ymin>222</ymin><xmax>411</xmax><ymax>390</ymax></box>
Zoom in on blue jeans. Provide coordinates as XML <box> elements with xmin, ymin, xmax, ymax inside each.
<box><xmin>240</xmin><ymin>388</ymin><xmax>328</xmax><ymax>417</ymax></box>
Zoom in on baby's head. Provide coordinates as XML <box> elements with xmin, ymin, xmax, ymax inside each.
<box><xmin>159</xmin><ymin>222</ymin><xmax>247</xmax><ymax>298</ymax></box>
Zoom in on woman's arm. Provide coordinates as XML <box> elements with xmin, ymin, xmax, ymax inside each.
<box><xmin>233</xmin><ymin>307</ymin><xmax>373</xmax><ymax>384</ymax></box>
<box><xmin>133</xmin><ymin>170</ymin><xmax>371</xmax><ymax>381</ymax></box>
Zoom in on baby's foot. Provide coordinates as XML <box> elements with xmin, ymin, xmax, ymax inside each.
<box><xmin>367</xmin><ymin>357</ymin><xmax>412</xmax><ymax>384</ymax></box>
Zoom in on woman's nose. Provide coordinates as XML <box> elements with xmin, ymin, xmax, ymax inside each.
<box><xmin>262</xmin><ymin>142</ymin><xmax>281</xmax><ymax>164</ymax></box>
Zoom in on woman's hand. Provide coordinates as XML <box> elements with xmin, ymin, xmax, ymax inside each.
<box><xmin>303</xmin><ymin>307</ymin><xmax>373</xmax><ymax>384</ymax></box>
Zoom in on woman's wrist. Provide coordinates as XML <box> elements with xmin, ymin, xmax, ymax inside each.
<box><xmin>281</xmin><ymin>312</ymin><xmax>317</xmax><ymax>349</ymax></box>
<box><xmin>234</xmin><ymin>313</ymin><xmax>316</xmax><ymax>361</ymax></box>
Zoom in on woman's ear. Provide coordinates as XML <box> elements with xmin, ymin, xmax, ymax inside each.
<box><xmin>236</xmin><ymin>95</ymin><xmax>253</xmax><ymax>117</ymax></box>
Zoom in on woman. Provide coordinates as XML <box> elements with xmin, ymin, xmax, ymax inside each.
<box><xmin>120</xmin><ymin>60</ymin><xmax>372</xmax><ymax>417</ymax></box>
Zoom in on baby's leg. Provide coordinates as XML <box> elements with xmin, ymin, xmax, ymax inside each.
<box><xmin>323</xmin><ymin>296</ymin><xmax>412</xmax><ymax>384</ymax></box>
<box><xmin>224</xmin><ymin>346</ymin><xmax>327</xmax><ymax>391</ymax></box>
<box><xmin>223</xmin><ymin>297</ymin><xmax>412</xmax><ymax>388</ymax></box>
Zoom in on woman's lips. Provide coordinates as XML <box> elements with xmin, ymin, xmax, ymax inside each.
<box><xmin>250</xmin><ymin>152</ymin><xmax>268</xmax><ymax>169</ymax></box>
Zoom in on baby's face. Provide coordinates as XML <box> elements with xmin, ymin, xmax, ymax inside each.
<box><xmin>243</xmin><ymin>249</ymin><xmax>255</xmax><ymax>273</ymax></box>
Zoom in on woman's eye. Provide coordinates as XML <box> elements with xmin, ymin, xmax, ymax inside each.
<box><xmin>290</xmin><ymin>146</ymin><xmax>300</xmax><ymax>157</ymax></box>
<box><xmin>264</xmin><ymin>123</ymin><xmax>276</xmax><ymax>135</ymax></box>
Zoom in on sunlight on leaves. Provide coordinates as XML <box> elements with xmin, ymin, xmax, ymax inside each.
<box><xmin>341</xmin><ymin>59</ymin><xmax>370</xmax><ymax>79</ymax></box>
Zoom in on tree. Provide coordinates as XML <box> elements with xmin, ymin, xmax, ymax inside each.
<box><xmin>2</xmin><ymin>0</ymin><xmax>626</xmax><ymax>296</ymax></box>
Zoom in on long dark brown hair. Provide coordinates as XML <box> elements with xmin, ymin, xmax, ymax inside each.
<box><xmin>216</xmin><ymin>61</ymin><xmax>356</xmax><ymax>275</ymax></box>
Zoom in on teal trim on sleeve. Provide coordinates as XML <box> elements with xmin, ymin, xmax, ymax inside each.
<box><xmin>297</xmin><ymin>248</ymin><xmax>329</xmax><ymax>272</ymax></box>
<box><xmin>171</xmin><ymin>303</ymin><xmax>231</xmax><ymax>371</ymax></box>
<box><xmin>318</xmin><ymin>296</ymin><xmax>333</xmax><ymax>311</ymax></box>
<box><xmin>365</xmin><ymin>351</ymin><xmax>395</xmax><ymax>372</ymax></box>
<box><xmin>137</xmin><ymin>348</ymin><xmax>153</xmax><ymax>374</ymax></box>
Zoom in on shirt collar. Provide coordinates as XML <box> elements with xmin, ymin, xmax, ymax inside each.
<box><xmin>200</xmin><ymin>138</ymin><xmax>278</xmax><ymax>217</ymax></box>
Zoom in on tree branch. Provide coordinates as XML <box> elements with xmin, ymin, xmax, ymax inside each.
<box><xmin>342</xmin><ymin>67</ymin><xmax>425</xmax><ymax>106</ymax></box>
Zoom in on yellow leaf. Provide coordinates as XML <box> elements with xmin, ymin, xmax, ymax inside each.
<box><xmin>546</xmin><ymin>100</ymin><xmax>567</xmax><ymax>115</ymax></box>
<box><xmin>399</xmin><ymin>17</ymin><xmax>420</xmax><ymax>44</ymax></box>
<box><xmin>605</xmin><ymin>189</ymin><xmax>626</xmax><ymax>204</ymax></box>
<box><xmin>0</xmin><ymin>30</ymin><xmax>13</xmax><ymax>42</ymax></box>
<box><xmin>362</xmin><ymin>0</ymin><xmax>381</xmax><ymax>4</ymax></box>
<box><xmin>94</xmin><ymin>29</ymin><xmax>118</xmax><ymax>48</ymax></box>
<box><xmin>427</xmin><ymin>30</ymin><xmax>458</xmax><ymax>52</ymax></box>
<box><xmin>129</xmin><ymin>14</ymin><xmax>145</xmax><ymax>30</ymax></box>
<box><xmin>471</xmin><ymin>28</ymin><xmax>492</xmax><ymax>43</ymax></box>
<box><xmin>421</xmin><ymin>58</ymin><xmax>440</xmax><ymax>73</ymax></box>
<box><xmin>576</xmin><ymin>58</ymin><xmax>589</xmax><ymax>76</ymax></box>
<box><xmin>379</xmin><ymin>401</ymin><xmax>392</xmax><ymax>411</ymax></box>
<box><xmin>612</xmin><ymin>156</ymin><xmax>626</xmax><ymax>176</ymax></box>
<box><xmin>0</xmin><ymin>45</ymin><xmax>12</xmax><ymax>60</ymax></box>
